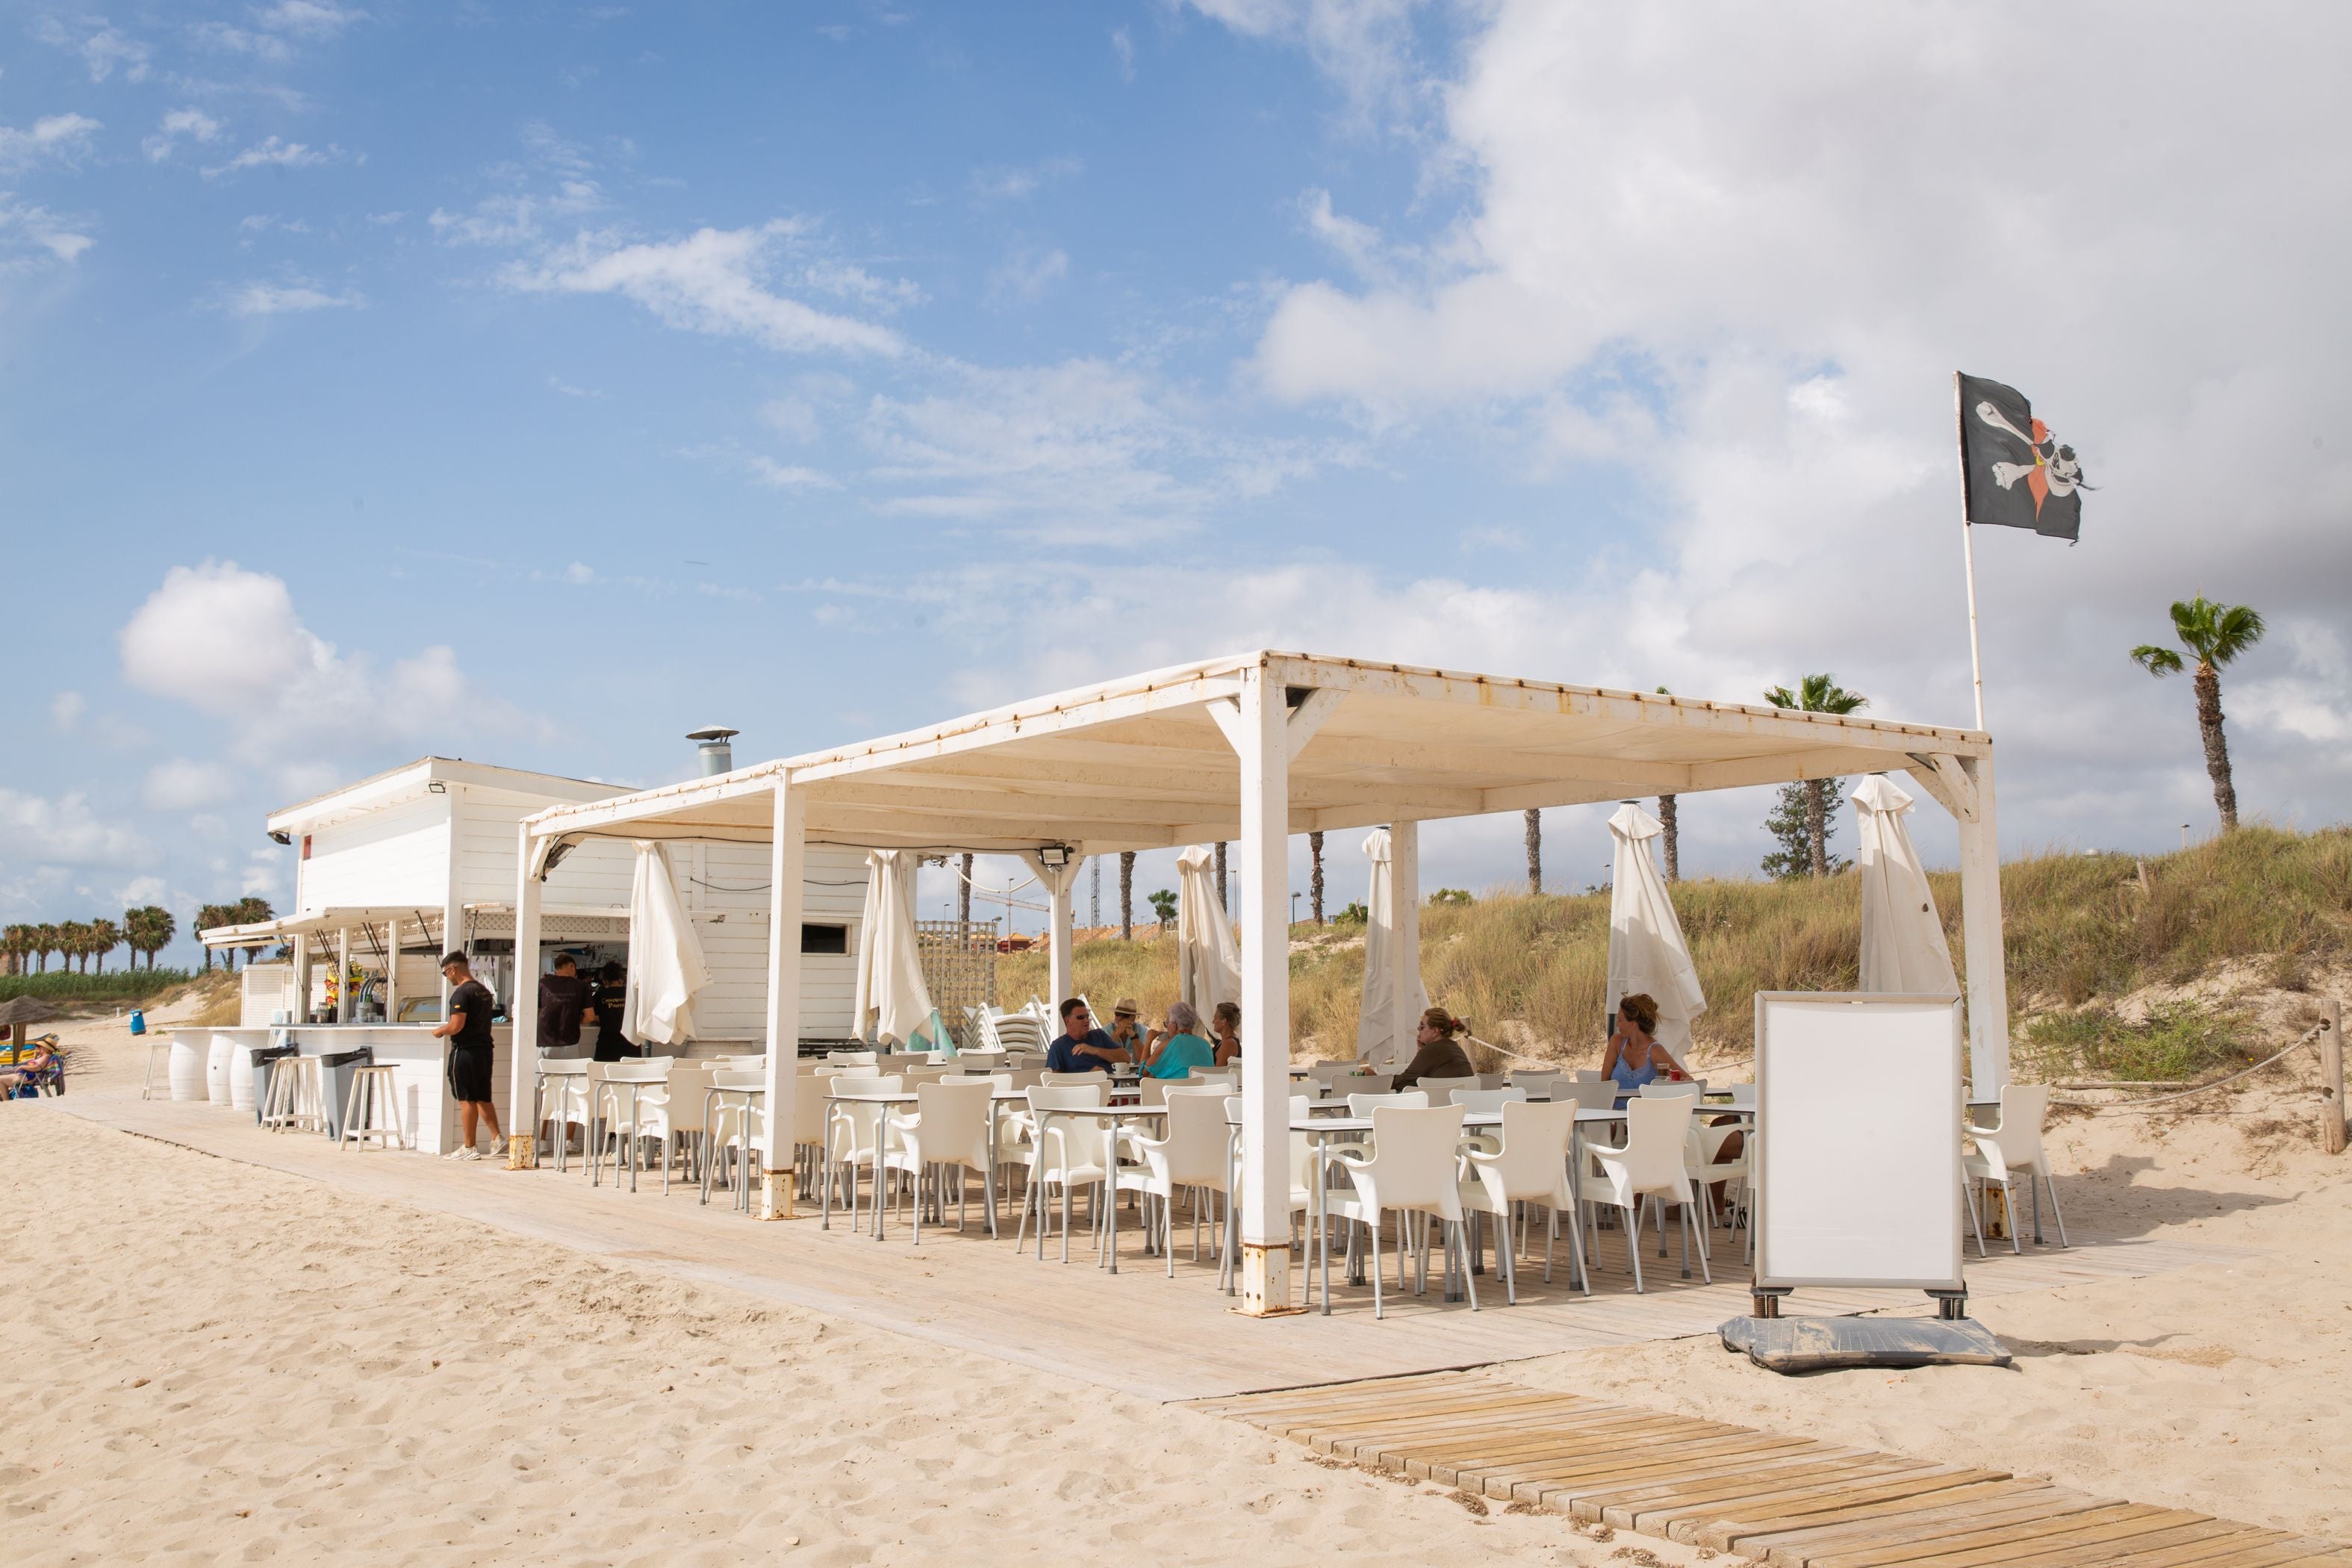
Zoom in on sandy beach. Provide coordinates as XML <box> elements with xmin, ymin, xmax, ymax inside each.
<box><xmin>4</xmin><ymin>1001</ymin><xmax>2345</xmax><ymax>1562</ymax></box>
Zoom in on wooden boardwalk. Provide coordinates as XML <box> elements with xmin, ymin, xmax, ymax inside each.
<box><xmin>63</xmin><ymin>1091</ymin><xmax>2246</xmax><ymax>1401</ymax></box>
<box><xmin>1198</xmin><ymin>1371</ymin><xmax>2352</xmax><ymax>1567</ymax></box>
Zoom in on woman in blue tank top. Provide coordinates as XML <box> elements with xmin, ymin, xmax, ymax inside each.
<box><xmin>1603</xmin><ymin>992</ymin><xmax>1672</xmax><ymax>1093</ymax></box>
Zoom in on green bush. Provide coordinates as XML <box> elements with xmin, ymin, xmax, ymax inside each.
<box><xmin>2020</xmin><ymin>1004</ymin><xmax>2245</xmax><ymax>1083</ymax></box>
<box><xmin>0</xmin><ymin>968</ymin><xmax>198</xmax><ymax>1005</ymax></box>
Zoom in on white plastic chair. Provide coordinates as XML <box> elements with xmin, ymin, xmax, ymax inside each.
<box><xmin>654</xmin><ymin>1065</ymin><xmax>715</xmax><ymax>1188</ymax></box>
<box><xmin>1041</xmin><ymin>1069</ymin><xmax>1107</xmax><ymax>1086</ymax></box>
<box><xmin>1115</xmin><ymin>1087</ymin><xmax>1232</xmax><ymax>1275</ymax></box>
<box><xmin>1578</xmin><ymin>1096</ymin><xmax>1707</xmax><ymax>1292</ymax></box>
<box><xmin>1345</xmin><ymin>1089</ymin><xmax>1429</xmax><ymax>1116</ymax></box>
<box><xmin>1413</xmin><ymin>1075</ymin><xmax>1476</xmax><ymax>1103</ymax></box>
<box><xmin>823</xmin><ymin>1074</ymin><xmax>903</xmax><ymax>1229</ymax></box>
<box><xmin>883</xmin><ymin>1078</ymin><xmax>996</xmax><ymax>1239</ymax></box>
<box><xmin>1328</xmin><ymin>1104</ymin><xmax>1478</xmax><ymax>1318</ymax></box>
<box><xmin>1508</xmin><ymin>1071</ymin><xmax>1564</xmax><ymax>1100</ymax></box>
<box><xmin>1450</xmin><ymin>1086</ymin><xmax>1528</xmax><ymax>1113</ymax></box>
<box><xmin>1640</xmin><ymin>1079</ymin><xmax>1704</xmax><ymax>1099</ymax></box>
<box><xmin>1186</xmin><ymin>1072</ymin><xmax>1237</xmax><ymax>1092</ymax></box>
<box><xmin>1561</xmin><ymin>1078</ymin><xmax>1618</xmax><ymax>1113</ymax></box>
<box><xmin>592</xmin><ymin>1059</ymin><xmax>673</xmax><ymax>1191</ymax></box>
<box><xmin>825</xmin><ymin>1048</ymin><xmax>878</xmax><ymax>1068</ymax></box>
<box><xmin>701</xmin><ymin>1068</ymin><xmax>768</xmax><ymax>1209</ymax></box>
<box><xmin>538</xmin><ymin>1060</ymin><xmax>592</xmax><ymax>1169</ymax></box>
<box><xmin>1459</xmin><ymin>1099</ymin><xmax>1586</xmax><ymax>1302</ymax></box>
<box><xmin>1015</xmin><ymin>1083</ymin><xmax>1110</xmax><ymax>1262</ymax></box>
<box><xmin>1964</xmin><ymin>1083</ymin><xmax>2068</xmax><ymax>1253</ymax></box>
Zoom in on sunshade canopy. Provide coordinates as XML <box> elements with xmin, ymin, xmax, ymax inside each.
<box><xmin>522</xmin><ymin>652</ymin><xmax>1988</xmax><ymax>859</ymax></box>
<box><xmin>0</xmin><ymin>997</ymin><xmax>57</xmax><ymax>1027</ymax></box>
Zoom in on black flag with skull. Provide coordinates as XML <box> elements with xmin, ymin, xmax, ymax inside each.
<box><xmin>1957</xmin><ymin>373</ymin><xmax>2086</xmax><ymax>542</ymax></box>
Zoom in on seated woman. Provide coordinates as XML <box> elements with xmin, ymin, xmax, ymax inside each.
<box><xmin>0</xmin><ymin>1037</ymin><xmax>60</xmax><ymax>1098</ymax></box>
<box><xmin>1391</xmin><ymin>1007</ymin><xmax>1475</xmax><ymax>1091</ymax></box>
<box><xmin>1141</xmin><ymin>1001</ymin><xmax>1217</xmax><ymax>1079</ymax></box>
<box><xmin>1209</xmin><ymin>1002</ymin><xmax>1242</xmax><ymax>1067</ymax></box>
<box><xmin>1602</xmin><ymin>992</ymin><xmax>1676</xmax><ymax>1094</ymax></box>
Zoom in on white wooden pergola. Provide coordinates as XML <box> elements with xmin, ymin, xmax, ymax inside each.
<box><xmin>511</xmin><ymin>650</ymin><xmax>2008</xmax><ymax>1314</ymax></box>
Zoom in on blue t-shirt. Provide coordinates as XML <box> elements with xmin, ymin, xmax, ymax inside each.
<box><xmin>1046</xmin><ymin>1028</ymin><xmax>1121</xmax><ymax>1074</ymax></box>
<box><xmin>1144</xmin><ymin>1033</ymin><xmax>1216</xmax><ymax>1079</ymax></box>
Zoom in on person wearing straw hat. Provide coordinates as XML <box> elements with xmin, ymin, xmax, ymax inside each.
<box><xmin>1105</xmin><ymin>997</ymin><xmax>1151</xmax><ymax>1063</ymax></box>
<box><xmin>1391</xmin><ymin>1005</ymin><xmax>1474</xmax><ymax>1091</ymax></box>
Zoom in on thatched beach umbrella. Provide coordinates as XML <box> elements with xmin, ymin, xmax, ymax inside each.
<box><xmin>0</xmin><ymin>995</ymin><xmax>57</xmax><ymax>1061</ymax></box>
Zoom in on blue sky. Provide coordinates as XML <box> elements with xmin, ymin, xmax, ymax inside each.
<box><xmin>5</xmin><ymin>2</ymin><xmax>2348</xmax><ymax>960</ymax></box>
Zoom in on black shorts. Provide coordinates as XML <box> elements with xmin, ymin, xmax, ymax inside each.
<box><xmin>447</xmin><ymin>1044</ymin><xmax>494</xmax><ymax>1104</ymax></box>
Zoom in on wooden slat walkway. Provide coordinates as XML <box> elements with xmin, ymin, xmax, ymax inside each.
<box><xmin>1198</xmin><ymin>1372</ymin><xmax>2352</xmax><ymax>1567</ymax></box>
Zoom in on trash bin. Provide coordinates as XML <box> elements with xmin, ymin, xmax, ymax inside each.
<box><xmin>314</xmin><ymin>1046</ymin><xmax>375</xmax><ymax>1140</ymax></box>
<box><xmin>248</xmin><ymin>1045</ymin><xmax>299</xmax><ymax>1125</ymax></box>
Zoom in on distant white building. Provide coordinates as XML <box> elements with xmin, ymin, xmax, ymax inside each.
<box><xmin>208</xmin><ymin>755</ymin><xmax>868</xmax><ymax>1044</ymax></box>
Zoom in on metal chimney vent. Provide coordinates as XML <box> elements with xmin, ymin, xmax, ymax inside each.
<box><xmin>686</xmin><ymin>725</ymin><xmax>739</xmax><ymax>777</ymax></box>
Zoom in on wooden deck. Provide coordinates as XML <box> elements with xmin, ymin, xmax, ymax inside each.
<box><xmin>66</xmin><ymin>1090</ymin><xmax>2245</xmax><ymax>1402</ymax></box>
<box><xmin>1198</xmin><ymin>1371</ymin><xmax>2352</xmax><ymax>1567</ymax></box>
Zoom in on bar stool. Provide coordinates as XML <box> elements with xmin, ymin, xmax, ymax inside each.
<box><xmin>340</xmin><ymin>1064</ymin><xmax>405</xmax><ymax>1151</ymax></box>
<box><xmin>261</xmin><ymin>1055</ymin><xmax>326</xmax><ymax>1134</ymax></box>
<box><xmin>140</xmin><ymin>1036</ymin><xmax>175</xmax><ymax>1100</ymax></box>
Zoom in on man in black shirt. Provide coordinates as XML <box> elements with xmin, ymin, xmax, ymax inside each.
<box><xmin>538</xmin><ymin>954</ymin><xmax>593</xmax><ymax>1058</ymax></box>
<box><xmin>431</xmin><ymin>951</ymin><xmax>505</xmax><ymax>1161</ymax></box>
<box><xmin>590</xmin><ymin>961</ymin><xmax>633</xmax><ymax>1062</ymax></box>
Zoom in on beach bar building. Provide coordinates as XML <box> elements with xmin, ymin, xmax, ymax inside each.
<box><xmin>194</xmin><ymin>756</ymin><xmax>869</xmax><ymax>1152</ymax></box>
<box><xmin>513</xmin><ymin>650</ymin><xmax>2010</xmax><ymax>1314</ymax></box>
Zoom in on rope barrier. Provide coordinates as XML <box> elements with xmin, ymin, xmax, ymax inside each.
<box><xmin>2055</xmin><ymin>1016</ymin><xmax>2330</xmax><ymax>1112</ymax></box>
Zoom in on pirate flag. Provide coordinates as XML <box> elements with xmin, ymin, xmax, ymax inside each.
<box><xmin>1957</xmin><ymin>373</ymin><xmax>2086</xmax><ymax>542</ymax></box>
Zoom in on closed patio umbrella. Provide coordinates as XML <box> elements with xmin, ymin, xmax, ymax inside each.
<box><xmin>1606</xmin><ymin>802</ymin><xmax>1705</xmax><ymax>1074</ymax></box>
<box><xmin>1852</xmin><ymin>774</ymin><xmax>1961</xmax><ymax>997</ymax></box>
<box><xmin>1355</xmin><ymin>827</ymin><xmax>1428</xmax><ymax>1070</ymax></box>
<box><xmin>852</xmin><ymin>849</ymin><xmax>936</xmax><ymax>1047</ymax></box>
<box><xmin>1175</xmin><ymin>844</ymin><xmax>1239</xmax><ymax>1024</ymax></box>
<box><xmin>622</xmin><ymin>841</ymin><xmax>709</xmax><ymax>1048</ymax></box>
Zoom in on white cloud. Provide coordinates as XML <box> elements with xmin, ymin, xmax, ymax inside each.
<box><xmin>143</xmin><ymin>759</ymin><xmax>240</xmax><ymax>811</ymax></box>
<box><xmin>747</xmin><ymin>457</ymin><xmax>840</xmax><ymax>490</ymax></box>
<box><xmin>970</xmin><ymin>156</ymin><xmax>1083</xmax><ymax>202</ymax></box>
<box><xmin>31</xmin><ymin>16</ymin><xmax>151</xmax><ymax>83</ymax></box>
<box><xmin>0</xmin><ymin>200</ymin><xmax>96</xmax><ymax>266</ymax></box>
<box><xmin>503</xmin><ymin>222</ymin><xmax>906</xmax><ymax>358</ymax></box>
<box><xmin>50</xmin><ymin>691</ymin><xmax>85</xmax><ymax>731</ymax></box>
<box><xmin>145</xmin><ymin>109</ymin><xmax>225</xmax><ymax>163</ymax></box>
<box><xmin>0</xmin><ymin>789</ymin><xmax>146</xmax><ymax>867</ymax></box>
<box><xmin>202</xmin><ymin>137</ymin><xmax>351</xmax><ymax>179</ymax></box>
<box><xmin>223</xmin><ymin>280</ymin><xmax>362</xmax><ymax>316</ymax></box>
<box><xmin>547</xmin><ymin>374</ymin><xmax>601</xmax><ymax>398</ymax></box>
<box><xmin>1111</xmin><ymin>26</ymin><xmax>1136</xmax><ymax>81</ymax></box>
<box><xmin>856</xmin><ymin>358</ymin><xmax>1347</xmax><ymax>543</ymax></box>
<box><xmin>118</xmin><ymin>560</ymin><xmax>537</xmax><ymax>788</ymax></box>
<box><xmin>256</xmin><ymin>1</ymin><xmax>367</xmax><ymax>38</ymax></box>
<box><xmin>1183</xmin><ymin>0</ymin><xmax>1426</xmax><ymax>123</ymax></box>
<box><xmin>116</xmin><ymin>874</ymin><xmax>169</xmax><ymax>907</ymax></box>
<box><xmin>429</xmin><ymin>178</ymin><xmax>606</xmax><ymax>246</ymax></box>
<box><xmin>988</xmin><ymin>243</ymin><xmax>1068</xmax><ymax>305</ymax></box>
<box><xmin>0</xmin><ymin>113</ymin><xmax>103</xmax><ymax>172</ymax></box>
<box><xmin>1202</xmin><ymin>0</ymin><xmax>2352</xmax><ymax>847</ymax></box>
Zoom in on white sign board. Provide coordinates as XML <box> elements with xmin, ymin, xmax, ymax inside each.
<box><xmin>1755</xmin><ymin>992</ymin><xmax>1964</xmax><ymax>1293</ymax></box>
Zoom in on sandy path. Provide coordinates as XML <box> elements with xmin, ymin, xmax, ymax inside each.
<box><xmin>0</xmin><ymin>1105</ymin><xmax>1714</xmax><ymax>1567</ymax></box>
<box><xmin>1511</xmin><ymin>1096</ymin><xmax>2352</xmax><ymax>1540</ymax></box>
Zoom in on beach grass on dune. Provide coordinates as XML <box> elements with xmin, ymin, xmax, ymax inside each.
<box><xmin>0</xmin><ymin>968</ymin><xmax>199</xmax><ymax>1005</ymax></box>
<box><xmin>998</xmin><ymin>824</ymin><xmax>2351</xmax><ymax>1077</ymax></box>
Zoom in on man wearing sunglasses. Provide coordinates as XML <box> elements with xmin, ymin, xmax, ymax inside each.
<box><xmin>1045</xmin><ymin>997</ymin><xmax>1133</xmax><ymax>1075</ymax></box>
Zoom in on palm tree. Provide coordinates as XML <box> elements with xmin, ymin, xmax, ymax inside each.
<box><xmin>57</xmin><ymin>921</ymin><xmax>87</xmax><ymax>974</ymax></box>
<box><xmin>2132</xmin><ymin>596</ymin><xmax>2265</xmax><ymax>831</ymax></box>
<box><xmin>1655</xmin><ymin>685</ymin><xmax>1680</xmax><ymax>882</ymax></box>
<box><xmin>87</xmin><ymin>918</ymin><xmax>121</xmax><ymax>974</ymax></box>
<box><xmin>1213</xmin><ymin>841</ymin><xmax>1228</xmax><ymax>912</ymax></box>
<box><xmin>1308</xmin><ymin>831</ymin><xmax>1325</xmax><ymax>924</ymax></box>
<box><xmin>233</xmin><ymin>896</ymin><xmax>276</xmax><ymax>970</ymax></box>
<box><xmin>1523</xmin><ymin>809</ymin><xmax>1542</xmax><ymax>895</ymax></box>
<box><xmin>124</xmin><ymin>906</ymin><xmax>171</xmax><ymax>970</ymax></box>
<box><xmin>33</xmin><ymin>923</ymin><xmax>58</xmax><ymax>974</ymax></box>
<box><xmin>1</xmin><ymin>924</ymin><xmax>25</xmax><ymax>976</ymax></box>
<box><xmin>1118</xmin><ymin>851</ymin><xmax>1135</xmax><ymax>940</ymax></box>
<box><xmin>1764</xmin><ymin>673</ymin><xmax>1869</xmax><ymax>877</ymax></box>
<box><xmin>196</xmin><ymin>903</ymin><xmax>230</xmax><ymax>971</ymax></box>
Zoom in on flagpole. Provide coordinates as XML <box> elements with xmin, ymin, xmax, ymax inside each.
<box><xmin>1955</xmin><ymin>373</ymin><xmax>1986</xmax><ymax>731</ymax></box>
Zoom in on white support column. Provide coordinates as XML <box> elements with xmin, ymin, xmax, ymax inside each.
<box><xmin>441</xmin><ymin>785</ymin><xmax>465</xmax><ymax>1009</ymax></box>
<box><xmin>382</xmin><ymin>918</ymin><xmax>399</xmax><ymax>1024</ymax></box>
<box><xmin>1953</xmin><ymin>753</ymin><xmax>2011</xmax><ymax>1092</ymax></box>
<box><xmin>506</xmin><ymin>823</ymin><xmax>544</xmax><ymax>1169</ymax></box>
<box><xmin>1048</xmin><ymin>872</ymin><xmax>1075</xmax><ymax>1006</ymax></box>
<box><xmin>290</xmin><ymin>933</ymin><xmax>310</xmax><ymax>1024</ymax></box>
<box><xmin>335</xmin><ymin>927</ymin><xmax>352</xmax><ymax>1023</ymax></box>
<box><xmin>1235</xmin><ymin>666</ymin><xmax>1296</xmax><ymax>1316</ymax></box>
<box><xmin>1390</xmin><ymin>819</ymin><xmax>1422</xmax><ymax>1044</ymax></box>
<box><xmin>760</xmin><ymin>780</ymin><xmax>806</xmax><ymax>1219</ymax></box>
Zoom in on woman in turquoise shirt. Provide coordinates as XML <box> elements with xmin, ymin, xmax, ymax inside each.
<box><xmin>1142</xmin><ymin>1001</ymin><xmax>1218</xmax><ymax>1079</ymax></box>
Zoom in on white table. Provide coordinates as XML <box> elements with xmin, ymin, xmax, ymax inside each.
<box><xmin>821</xmin><ymin>1088</ymin><xmax>1024</xmax><ymax>1238</ymax></box>
<box><xmin>1030</xmin><ymin>1102</ymin><xmax>1169</xmax><ymax>1272</ymax></box>
<box><xmin>700</xmin><ymin>1083</ymin><xmax>765</xmax><ymax>1210</ymax></box>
